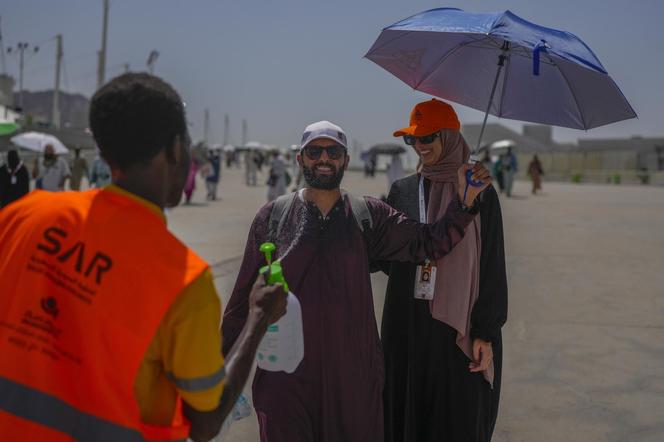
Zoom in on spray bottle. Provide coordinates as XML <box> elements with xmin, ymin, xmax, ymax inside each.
<box><xmin>256</xmin><ymin>242</ymin><xmax>304</xmax><ymax>373</ymax></box>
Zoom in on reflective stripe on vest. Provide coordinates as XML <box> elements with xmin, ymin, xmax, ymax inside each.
<box><xmin>0</xmin><ymin>189</ymin><xmax>208</xmax><ymax>441</ymax></box>
<box><xmin>0</xmin><ymin>376</ymin><xmax>147</xmax><ymax>441</ymax></box>
<box><xmin>166</xmin><ymin>366</ymin><xmax>227</xmax><ymax>393</ymax></box>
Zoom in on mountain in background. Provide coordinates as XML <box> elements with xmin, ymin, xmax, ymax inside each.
<box><xmin>14</xmin><ymin>90</ymin><xmax>90</xmax><ymax>129</ymax></box>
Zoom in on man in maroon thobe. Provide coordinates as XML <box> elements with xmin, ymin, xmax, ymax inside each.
<box><xmin>222</xmin><ymin>121</ymin><xmax>491</xmax><ymax>441</ymax></box>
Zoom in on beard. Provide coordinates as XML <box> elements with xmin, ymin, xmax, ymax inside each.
<box><xmin>302</xmin><ymin>162</ymin><xmax>345</xmax><ymax>190</ymax></box>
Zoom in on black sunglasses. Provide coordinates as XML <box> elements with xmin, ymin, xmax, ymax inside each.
<box><xmin>302</xmin><ymin>144</ymin><xmax>346</xmax><ymax>160</ymax></box>
<box><xmin>403</xmin><ymin>133</ymin><xmax>439</xmax><ymax>146</ymax></box>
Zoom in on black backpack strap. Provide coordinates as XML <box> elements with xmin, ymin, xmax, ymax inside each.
<box><xmin>268</xmin><ymin>192</ymin><xmax>297</xmax><ymax>242</ymax></box>
<box><xmin>346</xmin><ymin>193</ymin><xmax>373</xmax><ymax>233</ymax></box>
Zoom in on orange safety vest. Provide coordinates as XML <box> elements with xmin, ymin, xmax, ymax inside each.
<box><xmin>0</xmin><ymin>189</ymin><xmax>209</xmax><ymax>441</ymax></box>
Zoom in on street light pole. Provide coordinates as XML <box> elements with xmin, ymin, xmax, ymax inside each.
<box><xmin>223</xmin><ymin>114</ymin><xmax>229</xmax><ymax>146</ymax></box>
<box><xmin>97</xmin><ymin>0</ymin><xmax>109</xmax><ymax>88</ymax></box>
<box><xmin>8</xmin><ymin>41</ymin><xmax>38</xmax><ymax>110</ymax></box>
<box><xmin>52</xmin><ymin>34</ymin><xmax>63</xmax><ymax>129</ymax></box>
<box><xmin>17</xmin><ymin>42</ymin><xmax>27</xmax><ymax>109</ymax></box>
<box><xmin>146</xmin><ymin>50</ymin><xmax>159</xmax><ymax>74</ymax></box>
<box><xmin>204</xmin><ymin>108</ymin><xmax>210</xmax><ymax>146</ymax></box>
<box><xmin>0</xmin><ymin>16</ymin><xmax>7</xmax><ymax>74</ymax></box>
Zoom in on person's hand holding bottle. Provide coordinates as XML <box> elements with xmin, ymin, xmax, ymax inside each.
<box><xmin>248</xmin><ymin>277</ymin><xmax>288</xmax><ymax>329</ymax></box>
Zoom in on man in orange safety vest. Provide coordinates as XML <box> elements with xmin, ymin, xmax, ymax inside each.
<box><xmin>0</xmin><ymin>73</ymin><xmax>286</xmax><ymax>442</ymax></box>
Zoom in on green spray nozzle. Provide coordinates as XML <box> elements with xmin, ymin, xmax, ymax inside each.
<box><xmin>260</xmin><ymin>242</ymin><xmax>276</xmax><ymax>265</ymax></box>
<box><xmin>259</xmin><ymin>242</ymin><xmax>289</xmax><ymax>292</ymax></box>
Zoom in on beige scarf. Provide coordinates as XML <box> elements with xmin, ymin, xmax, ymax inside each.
<box><xmin>421</xmin><ymin>129</ymin><xmax>493</xmax><ymax>386</ymax></box>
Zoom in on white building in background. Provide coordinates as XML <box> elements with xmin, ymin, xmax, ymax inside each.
<box><xmin>461</xmin><ymin>123</ymin><xmax>664</xmax><ymax>185</ymax></box>
<box><xmin>0</xmin><ymin>104</ymin><xmax>20</xmax><ymax>123</ymax></box>
<box><xmin>0</xmin><ymin>74</ymin><xmax>15</xmax><ymax>107</ymax></box>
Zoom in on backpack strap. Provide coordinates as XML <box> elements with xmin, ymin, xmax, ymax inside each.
<box><xmin>268</xmin><ymin>192</ymin><xmax>297</xmax><ymax>242</ymax></box>
<box><xmin>346</xmin><ymin>193</ymin><xmax>373</xmax><ymax>233</ymax></box>
<box><xmin>269</xmin><ymin>191</ymin><xmax>372</xmax><ymax>241</ymax></box>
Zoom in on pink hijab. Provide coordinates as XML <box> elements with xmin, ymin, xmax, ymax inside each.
<box><xmin>420</xmin><ymin>129</ymin><xmax>493</xmax><ymax>386</ymax></box>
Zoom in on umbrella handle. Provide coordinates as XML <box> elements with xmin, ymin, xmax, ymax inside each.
<box><xmin>465</xmin><ymin>154</ymin><xmax>484</xmax><ymax>187</ymax></box>
<box><xmin>465</xmin><ymin>169</ymin><xmax>484</xmax><ymax>187</ymax></box>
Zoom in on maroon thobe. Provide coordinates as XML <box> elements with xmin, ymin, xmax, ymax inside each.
<box><xmin>222</xmin><ymin>193</ymin><xmax>474</xmax><ymax>442</ymax></box>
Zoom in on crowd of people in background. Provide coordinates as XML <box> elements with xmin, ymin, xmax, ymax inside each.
<box><xmin>0</xmin><ymin>146</ymin><xmax>116</xmax><ymax>209</ymax></box>
<box><xmin>0</xmin><ymin>142</ymin><xmax>304</xmax><ymax>209</ymax></box>
<box><xmin>0</xmin><ymin>143</ymin><xmax>230</xmax><ymax>208</ymax></box>
<box><xmin>1</xmin><ymin>137</ymin><xmax>547</xmax><ymax>211</ymax></box>
<box><xmin>485</xmin><ymin>148</ymin><xmax>544</xmax><ymax>197</ymax></box>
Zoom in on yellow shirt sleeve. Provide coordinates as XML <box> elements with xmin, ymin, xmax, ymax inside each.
<box><xmin>135</xmin><ymin>269</ymin><xmax>225</xmax><ymax>424</ymax></box>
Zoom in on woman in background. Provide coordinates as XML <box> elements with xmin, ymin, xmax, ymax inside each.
<box><xmin>0</xmin><ymin>150</ymin><xmax>30</xmax><ymax>207</ymax></box>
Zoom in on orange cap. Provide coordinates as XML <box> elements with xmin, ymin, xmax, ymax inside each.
<box><xmin>393</xmin><ymin>98</ymin><xmax>460</xmax><ymax>137</ymax></box>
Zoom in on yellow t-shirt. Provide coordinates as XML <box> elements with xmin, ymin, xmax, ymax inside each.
<box><xmin>134</xmin><ymin>268</ymin><xmax>225</xmax><ymax>424</ymax></box>
<box><xmin>105</xmin><ymin>186</ymin><xmax>225</xmax><ymax>425</ymax></box>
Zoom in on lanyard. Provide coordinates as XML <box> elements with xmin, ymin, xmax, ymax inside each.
<box><xmin>418</xmin><ymin>175</ymin><xmax>433</xmax><ymax>269</ymax></box>
<box><xmin>418</xmin><ymin>175</ymin><xmax>426</xmax><ymax>223</ymax></box>
<box><xmin>9</xmin><ymin>161</ymin><xmax>23</xmax><ymax>185</ymax></box>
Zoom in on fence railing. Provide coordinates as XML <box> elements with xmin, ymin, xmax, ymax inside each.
<box><xmin>517</xmin><ymin>169</ymin><xmax>664</xmax><ymax>186</ymax></box>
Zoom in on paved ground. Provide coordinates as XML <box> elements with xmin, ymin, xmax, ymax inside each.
<box><xmin>169</xmin><ymin>166</ymin><xmax>664</xmax><ymax>442</ymax></box>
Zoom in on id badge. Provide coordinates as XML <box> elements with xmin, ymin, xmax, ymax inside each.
<box><xmin>414</xmin><ymin>260</ymin><xmax>436</xmax><ymax>300</ymax></box>
<box><xmin>10</xmin><ymin>175</ymin><xmax>17</xmax><ymax>185</ymax></box>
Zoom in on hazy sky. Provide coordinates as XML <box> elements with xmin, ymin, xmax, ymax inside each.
<box><xmin>3</xmin><ymin>0</ymin><xmax>663</xmax><ymax>148</ymax></box>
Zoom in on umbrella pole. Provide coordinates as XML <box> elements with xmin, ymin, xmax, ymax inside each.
<box><xmin>474</xmin><ymin>42</ymin><xmax>510</xmax><ymax>154</ymax></box>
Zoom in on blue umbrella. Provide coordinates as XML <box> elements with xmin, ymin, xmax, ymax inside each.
<box><xmin>365</xmin><ymin>7</ymin><xmax>637</xmax><ymax>151</ymax></box>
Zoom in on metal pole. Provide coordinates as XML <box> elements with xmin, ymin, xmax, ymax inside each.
<box><xmin>52</xmin><ymin>34</ymin><xmax>62</xmax><ymax>129</ymax></box>
<box><xmin>97</xmin><ymin>0</ymin><xmax>109</xmax><ymax>88</ymax></box>
<box><xmin>223</xmin><ymin>114</ymin><xmax>229</xmax><ymax>145</ymax></box>
<box><xmin>18</xmin><ymin>42</ymin><xmax>26</xmax><ymax>109</ymax></box>
<box><xmin>242</xmin><ymin>119</ymin><xmax>247</xmax><ymax>146</ymax></box>
<box><xmin>475</xmin><ymin>42</ymin><xmax>510</xmax><ymax>153</ymax></box>
<box><xmin>0</xmin><ymin>16</ymin><xmax>7</xmax><ymax>74</ymax></box>
<box><xmin>204</xmin><ymin>108</ymin><xmax>210</xmax><ymax>145</ymax></box>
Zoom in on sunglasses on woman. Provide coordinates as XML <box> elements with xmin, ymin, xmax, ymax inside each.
<box><xmin>302</xmin><ymin>144</ymin><xmax>346</xmax><ymax>160</ymax></box>
<box><xmin>403</xmin><ymin>132</ymin><xmax>439</xmax><ymax>146</ymax></box>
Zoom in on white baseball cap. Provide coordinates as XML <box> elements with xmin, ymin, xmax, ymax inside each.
<box><xmin>300</xmin><ymin>120</ymin><xmax>348</xmax><ymax>149</ymax></box>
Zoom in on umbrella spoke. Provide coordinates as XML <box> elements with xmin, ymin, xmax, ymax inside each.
<box><xmin>364</xmin><ymin>30</ymin><xmax>418</xmax><ymax>57</ymax></box>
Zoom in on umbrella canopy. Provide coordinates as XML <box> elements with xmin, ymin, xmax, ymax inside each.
<box><xmin>244</xmin><ymin>141</ymin><xmax>265</xmax><ymax>149</ymax></box>
<box><xmin>365</xmin><ymin>8</ymin><xmax>636</xmax><ymax>137</ymax></box>
<box><xmin>11</xmin><ymin>131</ymin><xmax>69</xmax><ymax>155</ymax></box>
<box><xmin>367</xmin><ymin>143</ymin><xmax>407</xmax><ymax>155</ymax></box>
<box><xmin>489</xmin><ymin>139</ymin><xmax>516</xmax><ymax>151</ymax></box>
<box><xmin>0</xmin><ymin>122</ymin><xmax>20</xmax><ymax>136</ymax></box>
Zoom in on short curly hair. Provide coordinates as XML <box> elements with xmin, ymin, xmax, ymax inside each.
<box><xmin>89</xmin><ymin>73</ymin><xmax>188</xmax><ymax>170</ymax></box>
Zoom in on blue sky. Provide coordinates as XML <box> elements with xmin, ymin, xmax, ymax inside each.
<box><xmin>3</xmin><ymin>0</ymin><xmax>663</xmax><ymax>148</ymax></box>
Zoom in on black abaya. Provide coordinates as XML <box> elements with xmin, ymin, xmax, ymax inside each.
<box><xmin>376</xmin><ymin>174</ymin><xmax>508</xmax><ymax>442</ymax></box>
